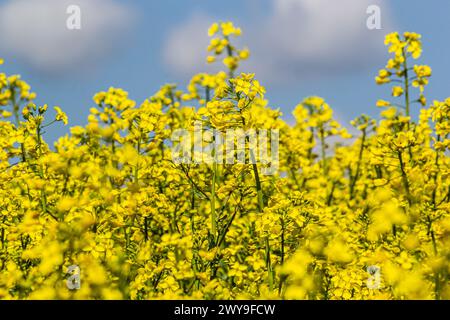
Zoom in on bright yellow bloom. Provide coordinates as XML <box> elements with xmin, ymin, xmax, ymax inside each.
<box><xmin>392</xmin><ymin>86</ymin><xmax>404</xmax><ymax>97</ymax></box>
<box><xmin>54</xmin><ymin>106</ymin><xmax>68</xmax><ymax>125</ymax></box>
<box><xmin>208</xmin><ymin>23</ymin><xmax>219</xmax><ymax>37</ymax></box>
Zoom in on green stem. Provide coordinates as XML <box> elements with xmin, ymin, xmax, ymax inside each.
<box><xmin>252</xmin><ymin>162</ymin><xmax>264</xmax><ymax>212</ymax></box>
<box><xmin>402</xmin><ymin>49</ymin><xmax>411</xmax><ymax>127</ymax></box>
<box><xmin>280</xmin><ymin>217</ymin><xmax>285</xmax><ymax>265</ymax></box>
<box><xmin>350</xmin><ymin>129</ymin><xmax>366</xmax><ymax>199</ymax></box>
<box><xmin>216</xmin><ymin>203</ymin><xmax>239</xmax><ymax>248</ymax></box>
<box><xmin>225</xmin><ymin>37</ymin><xmax>235</xmax><ymax>79</ymax></box>
<box><xmin>398</xmin><ymin>150</ymin><xmax>411</xmax><ymax>205</ymax></box>
<box><xmin>265</xmin><ymin>237</ymin><xmax>274</xmax><ymax>290</ymax></box>
<box><xmin>210</xmin><ymin>161</ymin><xmax>217</xmax><ymax>243</ymax></box>
<box><xmin>431</xmin><ymin>135</ymin><xmax>440</xmax><ymax>208</ymax></box>
<box><xmin>240</xmin><ymin>114</ymin><xmax>265</xmax><ymax>211</ymax></box>
<box><xmin>11</xmin><ymin>90</ymin><xmax>26</xmax><ymax>162</ymax></box>
<box><xmin>319</xmin><ymin>126</ymin><xmax>327</xmax><ymax>175</ymax></box>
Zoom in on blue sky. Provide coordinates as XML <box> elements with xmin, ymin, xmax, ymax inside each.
<box><xmin>0</xmin><ymin>0</ymin><xmax>449</xmax><ymax>141</ymax></box>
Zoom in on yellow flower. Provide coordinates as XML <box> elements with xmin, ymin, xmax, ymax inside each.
<box><xmin>56</xmin><ymin>197</ymin><xmax>76</xmax><ymax>212</ymax></box>
<box><xmin>380</xmin><ymin>107</ymin><xmax>397</xmax><ymax>119</ymax></box>
<box><xmin>223</xmin><ymin>56</ymin><xmax>238</xmax><ymax>70</ymax></box>
<box><xmin>1</xmin><ymin>110</ymin><xmax>12</xmax><ymax>118</ymax></box>
<box><xmin>239</xmin><ymin>48</ymin><xmax>250</xmax><ymax>60</ymax></box>
<box><xmin>376</xmin><ymin>99</ymin><xmax>391</xmax><ymax>107</ymax></box>
<box><xmin>392</xmin><ymin>86</ymin><xmax>404</xmax><ymax>97</ymax></box>
<box><xmin>221</xmin><ymin>22</ymin><xmax>241</xmax><ymax>36</ymax></box>
<box><xmin>208</xmin><ymin>23</ymin><xmax>219</xmax><ymax>37</ymax></box>
<box><xmin>54</xmin><ymin>106</ymin><xmax>68</xmax><ymax>125</ymax></box>
<box><xmin>324</xmin><ymin>241</ymin><xmax>354</xmax><ymax>264</ymax></box>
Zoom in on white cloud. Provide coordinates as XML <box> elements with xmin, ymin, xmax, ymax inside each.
<box><xmin>163</xmin><ymin>0</ymin><xmax>395</xmax><ymax>84</ymax></box>
<box><xmin>163</xmin><ymin>12</ymin><xmax>217</xmax><ymax>76</ymax></box>
<box><xmin>0</xmin><ymin>0</ymin><xmax>135</xmax><ymax>74</ymax></box>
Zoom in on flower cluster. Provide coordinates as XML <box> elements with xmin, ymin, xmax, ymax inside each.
<box><xmin>376</xmin><ymin>32</ymin><xmax>431</xmax><ymax>111</ymax></box>
<box><xmin>0</xmin><ymin>24</ymin><xmax>449</xmax><ymax>300</ymax></box>
<box><xmin>207</xmin><ymin>22</ymin><xmax>249</xmax><ymax>75</ymax></box>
